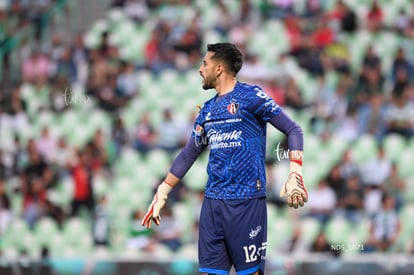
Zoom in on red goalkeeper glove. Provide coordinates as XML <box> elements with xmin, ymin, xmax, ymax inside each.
<box><xmin>280</xmin><ymin>160</ymin><xmax>308</xmax><ymax>208</ymax></box>
<box><xmin>141</xmin><ymin>181</ymin><xmax>173</xmax><ymax>228</ymax></box>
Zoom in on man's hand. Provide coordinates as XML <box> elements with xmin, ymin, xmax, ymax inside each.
<box><xmin>280</xmin><ymin>160</ymin><xmax>308</xmax><ymax>208</ymax></box>
<box><xmin>141</xmin><ymin>181</ymin><xmax>173</xmax><ymax>228</ymax></box>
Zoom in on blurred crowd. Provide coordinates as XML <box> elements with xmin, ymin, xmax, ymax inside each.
<box><xmin>1</xmin><ymin>0</ymin><xmax>414</xmax><ymax>260</ymax></box>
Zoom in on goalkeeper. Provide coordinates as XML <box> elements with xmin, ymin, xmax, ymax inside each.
<box><xmin>142</xmin><ymin>43</ymin><xmax>307</xmax><ymax>275</ymax></box>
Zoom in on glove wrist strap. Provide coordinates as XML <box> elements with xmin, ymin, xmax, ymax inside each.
<box><xmin>158</xmin><ymin>181</ymin><xmax>173</xmax><ymax>197</ymax></box>
<box><xmin>290</xmin><ymin>159</ymin><xmax>302</xmax><ymax>166</ymax></box>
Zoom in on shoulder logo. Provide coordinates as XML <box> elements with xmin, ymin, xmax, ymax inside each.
<box><xmin>194</xmin><ymin>124</ymin><xmax>204</xmax><ymax>135</ymax></box>
<box><xmin>227</xmin><ymin>102</ymin><xmax>239</xmax><ymax>115</ymax></box>
<box><xmin>205</xmin><ymin>112</ymin><xmax>211</xmax><ymax>121</ymax></box>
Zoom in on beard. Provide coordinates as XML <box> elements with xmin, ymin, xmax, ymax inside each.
<box><xmin>201</xmin><ymin>75</ymin><xmax>215</xmax><ymax>90</ymax></box>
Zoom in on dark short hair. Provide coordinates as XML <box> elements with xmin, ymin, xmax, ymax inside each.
<box><xmin>206</xmin><ymin>43</ymin><xmax>243</xmax><ymax>76</ymax></box>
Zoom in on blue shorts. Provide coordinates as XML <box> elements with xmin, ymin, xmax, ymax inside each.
<box><xmin>198</xmin><ymin>197</ymin><xmax>267</xmax><ymax>275</ymax></box>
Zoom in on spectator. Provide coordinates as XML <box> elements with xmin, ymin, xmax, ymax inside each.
<box><xmin>391</xmin><ymin>48</ymin><xmax>413</xmax><ymax>87</ymax></box>
<box><xmin>133</xmin><ymin>114</ymin><xmax>156</xmax><ymax>155</ymax></box>
<box><xmin>336</xmin><ymin>174</ymin><xmax>364</xmax><ymax>223</ymax></box>
<box><xmin>284</xmin><ymin>77</ymin><xmax>307</xmax><ymax>111</ymax></box>
<box><xmin>340</xmin><ymin>1</ymin><xmax>357</xmax><ymax>33</ymax></box>
<box><xmin>266</xmin><ymin>0</ymin><xmax>294</xmax><ymax>19</ymax></box>
<box><xmin>238</xmin><ymin>53</ymin><xmax>269</xmax><ymax>83</ymax></box>
<box><xmin>0</xmin><ymin>150</ymin><xmax>8</xmax><ymax>180</ymax></box>
<box><xmin>392</xmin><ymin>66</ymin><xmax>411</xmax><ymax>100</ymax></box>
<box><xmin>366</xmin><ymin>0</ymin><xmax>383</xmax><ymax>32</ymax></box>
<box><xmin>365</xmin><ymin>194</ymin><xmax>401</xmax><ymax>252</ymax></box>
<box><xmin>111</xmin><ymin>115</ymin><xmax>128</xmax><ymax>159</ymax></box>
<box><xmin>92</xmin><ymin>196</ymin><xmax>111</xmax><ymax>247</ymax></box>
<box><xmin>21</xmin><ymin>177</ymin><xmax>47</xmax><ymax>229</ymax></box>
<box><xmin>384</xmin><ymin>87</ymin><xmax>414</xmax><ymax>139</ymax></box>
<box><xmin>126</xmin><ymin>210</ymin><xmax>155</xmax><ymax>252</ymax></box>
<box><xmin>69</xmin><ymin>149</ymin><xmax>95</xmax><ymax>217</ymax></box>
<box><xmin>43</xmin><ymin>199</ymin><xmax>65</xmax><ymax>229</ymax></box>
<box><xmin>310</xmin><ymin>232</ymin><xmax>339</xmax><ymax>257</ymax></box>
<box><xmin>144</xmin><ymin>30</ymin><xmax>162</xmax><ymax>72</ymax></box>
<box><xmin>21</xmin><ymin>144</ymin><xmax>56</xmax><ymax>190</ymax></box>
<box><xmin>357</xmin><ymin>93</ymin><xmax>387</xmax><ymax>141</ymax></box>
<box><xmin>116</xmin><ymin>62</ymin><xmax>139</xmax><ymax>99</ymax></box>
<box><xmin>50</xmin><ymin>137</ymin><xmax>75</xmax><ymax>177</ymax></box>
<box><xmin>362</xmin><ymin>45</ymin><xmax>381</xmax><ymax>71</ymax></box>
<box><xmin>174</xmin><ymin>24</ymin><xmax>202</xmax><ymax>62</ymax></box>
<box><xmin>338</xmin><ymin>149</ymin><xmax>359</xmax><ymax>180</ymax></box>
<box><xmin>21</xmin><ymin>49</ymin><xmax>52</xmax><ymax>83</ymax></box>
<box><xmin>325</xmin><ymin>164</ymin><xmax>346</xmax><ymax>199</ymax></box>
<box><xmin>312</xmin><ymin>17</ymin><xmax>335</xmax><ymax>49</ymax></box>
<box><xmin>54</xmin><ymin>46</ymin><xmax>77</xmax><ymax>84</ymax></box>
<box><xmin>237</xmin><ymin>0</ymin><xmax>261</xmax><ymax>27</ymax></box>
<box><xmin>278</xmin><ymin>227</ymin><xmax>309</xmax><ymax>255</ymax></box>
<box><xmin>352</xmin><ymin>64</ymin><xmax>384</xmax><ymax>108</ymax></box>
<box><xmin>263</xmin><ymin>78</ymin><xmax>285</xmax><ymax>107</ymax></box>
<box><xmin>393</xmin><ymin>8</ymin><xmax>410</xmax><ymax>34</ymax></box>
<box><xmin>306</xmin><ymin>179</ymin><xmax>337</xmax><ymax>224</ymax></box>
<box><xmin>382</xmin><ymin>163</ymin><xmax>406</xmax><ymax>210</ymax></box>
<box><xmin>50</xmin><ymin>77</ymin><xmax>70</xmax><ymax>113</ymax></box>
<box><xmin>86</xmin><ymin>129</ymin><xmax>109</xmax><ymax>173</ymax></box>
<box><xmin>71</xmin><ymin>33</ymin><xmax>89</xmax><ymax>86</ymax></box>
<box><xmin>360</xmin><ymin>146</ymin><xmax>391</xmax><ymax>187</ymax></box>
<box><xmin>36</xmin><ymin>126</ymin><xmax>57</xmax><ymax>163</ymax></box>
<box><xmin>124</xmin><ymin>0</ymin><xmax>149</xmax><ymax>23</ymax></box>
<box><xmin>318</xmin><ymin>79</ymin><xmax>349</xmax><ymax>127</ymax></box>
<box><xmin>0</xmin><ymin>179</ymin><xmax>12</xmax><ymax>234</ymax></box>
<box><xmin>96</xmin><ymin>75</ymin><xmax>126</xmax><ymax>112</ymax></box>
<box><xmin>7</xmin><ymin>84</ymin><xmax>30</xmax><ymax>133</ymax></box>
<box><xmin>153</xmin><ymin>205</ymin><xmax>183</xmax><ymax>252</ymax></box>
<box><xmin>155</xmin><ymin>107</ymin><xmax>184</xmax><ymax>153</ymax></box>
<box><xmin>11</xmin><ymin>135</ymin><xmax>26</xmax><ymax>176</ymax></box>
<box><xmin>302</xmin><ymin>0</ymin><xmax>323</xmax><ymax>20</ymax></box>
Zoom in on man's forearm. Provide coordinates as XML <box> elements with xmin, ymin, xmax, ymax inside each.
<box><xmin>163</xmin><ymin>172</ymin><xmax>181</xmax><ymax>188</ymax></box>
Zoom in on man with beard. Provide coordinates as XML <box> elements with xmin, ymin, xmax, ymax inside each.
<box><xmin>142</xmin><ymin>43</ymin><xmax>307</xmax><ymax>275</ymax></box>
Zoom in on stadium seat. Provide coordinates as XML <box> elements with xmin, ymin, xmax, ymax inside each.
<box><xmin>182</xmin><ymin>161</ymin><xmax>208</xmax><ymax>191</ymax></box>
<box><xmin>62</xmin><ymin>217</ymin><xmax>93</xmax><ymax>256</ymax></box>
<box><xmin>268</xmin><ymin>215</ymin><xmax>294</xmax><ymax>248</ymax></box>
<box><xmin>350</xmin><ymin>134</ymin><xmax>378</xmax><ymax>164</ymax></box>
<box><xmin>300</xmin><ymin>218</ymin><xmax>323</xmax><ymax>244</ymax></box>
<box><xmin>324</xmin><ymin>217</ymin><xmax>352</xmax><ymax>244</ymax></box>
<box><xmin>33</xmin><ymin>217</ymin><xmax>60</xmax><ymax>248</ymax></box>
<box><xmin>144</xmin><ymin>149</ymin><xmax>173</xmax><ymax>178</ymax></box>
<box><xmin>398</xmin><ymin>141</ymin><xmax>414</xmax><ymax>179</ymax></box>
<box><xmin>2</xmin><ymin>218</ymin><xmax>31</xmax><ymax>250</ymax></box>
<box><xmin>383</xmin><ymin>134</ymin><xmax>408</xmax><ymax>163</ymax></box>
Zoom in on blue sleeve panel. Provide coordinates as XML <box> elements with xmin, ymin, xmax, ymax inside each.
<box><xmin>268</xmin><ymin>110</ymin><xmax>304</xmax><ymax>151</ymax></box>
<box><xmin>169</xmin><ymin>136</ymin><xmax>206</xmax><ymax>179</ymax></box>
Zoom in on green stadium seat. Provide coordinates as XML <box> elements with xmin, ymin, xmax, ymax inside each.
<box><xmin>62</xmin><ymin>217</ymin><xmax>93</xmax><ymax>256</ymax></box>
<box><xmin>324</xmin><ymin>217</ymin><xmax>352</xmax><ymax>244</ymax></box>
<box><xmin>400</xmin><ymin>138</ymin><xmax>414</xmax><ymax>178</ymax></box>
<box><xmin>350</xmin><ymin>134</ymin><xmax>378</xmax><ymax>165</ymax></box>
<box><xmin>2</xmin><ymin>218</ymin><xmax>31</xmax><ymax>250</ymax></box>
<box><xmin>268</xmin><ymin>215</ymin><xmax>293</xmax><ymax>252</ymax></box>
<box><xmin>183</xmin><ymin>159</ymin><xmax>208</xmax><ymax>192</ymax></box>
<box><xmin>383</xmin><ymin>134</ymin><xmax>408</xmax><ymax>163</ymax></box>
<box><xmin>145</xmin><ymin>149</ymin><xmax>172</xmax><ymax>178</ymax></box>
<box><xmin>300</xmin><ymin>218</ymin><xmax>322</xmax><ymax>244</ymax></box>
<box><xmin>33</xmin><ymin>217</ymin><xmax>60</xmax><ymax>248</ymax></box>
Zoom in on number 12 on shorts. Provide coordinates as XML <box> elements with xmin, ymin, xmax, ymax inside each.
<box><xmin>243</xmin><ymin>242</ymin><xmax>266</xmax><ymax>263</ymax></box>
<box><xmin>243</xmin><ymin>245</ymin><xmax>258</xmax><ymax>263</ymax></box>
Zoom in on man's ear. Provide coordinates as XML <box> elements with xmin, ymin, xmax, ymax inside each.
<box><xmin>215</xmin><ymin>63</ymin><xmax>224</xmax><ymax>78</ymax></box>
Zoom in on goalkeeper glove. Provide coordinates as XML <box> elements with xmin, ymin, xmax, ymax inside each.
<box><xmin>280</xmin><ymin>160</ymin><xmax>308</xmax><ymax>209</ymax></box>
<box><xmin>141</xmin><ymin>181</ymin><xmax>173</xmax><ymax>228</ymax></box>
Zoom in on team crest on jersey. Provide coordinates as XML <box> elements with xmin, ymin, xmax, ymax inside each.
<box><xmin>194</xmin><ymin>124</ymin><xmax>204</xmax><ymax>135</ymax></box>
<box><xmin>227</xmin><ymin>102</ymin><xmax>239</xmax><ymax>115</ymax></box>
